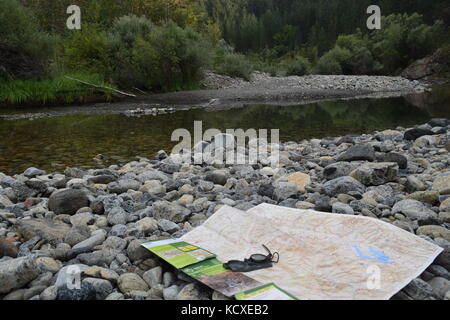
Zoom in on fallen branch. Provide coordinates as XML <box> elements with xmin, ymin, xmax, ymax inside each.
<box><xmin>65</xmin><ymin>76</ymin><xmax>136</xmax><ymax>98</ymax></box>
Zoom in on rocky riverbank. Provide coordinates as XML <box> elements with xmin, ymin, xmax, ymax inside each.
<box><xmin>0</xmin><ymin>72</ymin><xmax>433</xmax><ymax>121</ymax></box>
<box><xmin>0</xmin><ymin>118</ymin><xmax>450</xmax><ymax>300</ymax></box>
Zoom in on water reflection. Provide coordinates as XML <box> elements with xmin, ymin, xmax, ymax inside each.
<box><xmin>0</xmin><ymin>89</ymin><xmax>449</xmax><ymax>174</ymax></box>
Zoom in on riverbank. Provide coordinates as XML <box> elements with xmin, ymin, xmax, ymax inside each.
<box><xmin>0</xmin><ymin>72</ymin><xmax>434</xmax><ymax>121</ymax></box>
<box><xmin>0</xmin><ymin>118</ymin><xmax>449</xmax><ymax>300</ymax></box>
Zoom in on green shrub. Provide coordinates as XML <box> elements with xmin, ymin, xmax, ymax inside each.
<box><xmin>113</xmin><ymin>20</ymin><xmax>212</xmax><ymax>91</ymax></box>
<box><xmin>371</xmin><ymin>13</ymin><xmax>444</xmax><ymax>73</ymax></box>
<box><xmin>216</xmin><ymin>53</ymin><xmax>253</xmax><ymax>80</ymax></box>
<box><xmin>314</xmin><ymin>47</ymin><xmax>351</xmax><ymax>75</ymax></box>
<box><xmin>283</xmin><ymin>56</ymin><xmax>311</xmax><ymax>76</ymax></box>
<box><xmin>62</xmin><ymin>24</ymin><xmax>112</xmax><ymax>75</ymax></box>
<box><xmin>0</xmin><ymin>0</ymin><xmax>56</xmax><ymax>80</ymax></box>
<box><xmin>109</xmin><ymin>15</ymin><xmax>153</xmax><ymax>47</ymax></box>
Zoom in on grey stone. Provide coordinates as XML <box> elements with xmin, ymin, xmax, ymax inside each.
<box><xmin>350</xmin><ymin>162</ymin><xmax>399</xmax><ymax>186</ymax></box>
<box><xmin>0</xmin><ymin>256</ymin><xmax>40</xmax><ymax>294</ymax></box>
<box><xmin>323</xmin><ymin>162</ymin><xmax>359</xmax><ymax>180</ymax></box>
<box><xmin>23</xmin><ymin>167</ymin><xmax>46</xmax><ymax>178</ymax></box>
<box><xmin>105</xmin><ymin>292</ymin><xmax>124</xmax><ymax>300</ymax></box>
<box><xmin>55</xmin><ymin>264</ymin><xmax>88</xmax><ymax>289</ymax></box>
<box><xmin>337</xmin><ymin>145</ymin><xmax>375</xmax><ymax>162</ymax></box>
<box><xmin>136</xmin><ymin>217</ymin><xmax>158</xmax><ymax>235</ymax></box>
<box><xmin>153</xmin><ymin>201</ymin><xmax>190</xmax><ymax>223</ymax></box>
<box><xmin>72</xmin><ymin>229</ymin><xmax>106</xmax><ymax>250</ymax></box>
<box><xmin>163</xmin><ymin>285</ymin><xmax>180</xmax><ymax>300</ymax></box>
<box><xmin>158</xmin><ymin>219</ymin><xmax>181</xmax><ymax>233</ymax></box>
<box><xmin>118</xmin><ymin>273</ymin><xmax>149</xmax><ymax>293</ymax></box>
<box><xmin>143</xmin><ymin>266</ymin><xmax>163</xmax><ymax>288</ymax></box>
<box><xmin>378</xmin><ymin>152</ymin><xmax>408</xmax><ymax>169</ymax></box>
<box><xmin>82</xmin><ymin>278</ymin><xmax>113</xmax><ymax>300</ymax></box>
<box><xmin>404</xmin><ymin>128</ymin><xmax>435</xmax><ymax>141</ymax></box>
<box><xmin>48</xmin><ymin>189</ymin><xmax>90</xmax><ymax>215</ymax></box>
<box><xmin>322</xmin><ymin>176</ymin><xmax>366</xmax><ymax>197</ymax></box>
<box><xmin>160</xmin><ymin>159</ymin><xmax>181</xmax><ymax>174</ymax></box>
<box><xmin>110</xmin><ymin>224</ymin><xmax>128</xmax><ymax>237</ymax></box>
<box><xmin>57</xmin><ymin>282</ymin><xmax>96</xmax><ymax>300</ymax></box>
<box><xmin>64</xmin><ymin>224</ymin><xmax>91</xmax><ymax>247</ymax></box>
<box><xmin>176</xmin><ymin>283</ymin><xmax>206</xmax><ymax>300</ymax></box>
<box><xmin>428</xmin><ymin>277</ymin><xmax>450</xmax><ymax>299</ymax></box>
<box><xmin>127</xmin><ymin>239</ymin><xmax>153</xmax><ymax>262</ymax></box>
<box><xmin>273</xmin><ymin>182</ymin><xmax>297</xmax><ymax>201</ymax></box>
<box><xmin>107</xmin><ymin>207</ymin><xmax>128</xmax><ymax>226</ymax></box>
<box><xmin>392</xmin><ymin>200</ymin><xmax>438</xmax><ymax>225</ymax></box>
<box><xmin>205</xmin><ymin>170</ymin><xmax>229</xmax><ymax>186</ymax></box>
<box><xmin>332</xmin><ymin>202</ymin><xmax>355</xmax><ymax>215</ymax></box>
<box><xmin>403</xmin><ymin>278</ymin><xmax>435</xmax><ymax>300</ymax></box>
<box><xmin>40</xmin><ymin>285</ymin><xmax>57</xmax><ymax>300</ymax></box>
<box><xmin>107</xmin><ymin>179</ymin><xmax>141</xmax><ymax>194</ymax></box>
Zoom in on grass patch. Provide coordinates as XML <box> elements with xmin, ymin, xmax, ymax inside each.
<box><xmin>0</xmin><ymin>73</ymin><xmax>114</xmax><ymax>106</ymax></box>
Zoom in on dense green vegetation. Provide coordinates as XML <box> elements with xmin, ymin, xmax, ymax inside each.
<box><xmin>0</xmin><ymin>0</ymin><xmax>449</xmax><ymax>105</ymax></box>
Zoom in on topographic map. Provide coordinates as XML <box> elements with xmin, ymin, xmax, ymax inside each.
<box><xmin>181</xmin><ymin>203</ymin><xmax>443</xmax><ymax>300</ymax></box>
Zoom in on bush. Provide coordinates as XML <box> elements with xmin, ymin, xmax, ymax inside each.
<box><xmin>62</xmin><ymin>24</ymin><xmax>112</xmax><ymax>75</ymax></box>
<box><xmin>216</xmin><ymin>53</ymin><xmax>253</xmax><ymax>80</ymax></box>
<box><xmin>134</xmin><ymin>22</ymin><xmax>212</xmax><ymax>91</ymax></box>
<box><xmin>107</xmin><ymin>15</ymin><xmax>155</xmax><ymax>89</ymax></box>
<box><xmin>283</xmin><ymin>56</ymin><xmax>311</xmax><ymax>76</ymax></box>
<box><xmin>0</xmin><ymin>0</ymin><xmax>56</xmax><ymax>80</ymax></box>
<box><xmin>371</xmin><ymin>13</ymin><xmax>445</xmax><ymax>73</ymax></box>
<box><xmin>314</xmin><ymin>47</ymin><xmax>351</xmax><ymax>75</ymax></box>
<box><xmin>109</xmin><ymin>15</ymin><xmax>153</xmax><ymax>47</ymax></box>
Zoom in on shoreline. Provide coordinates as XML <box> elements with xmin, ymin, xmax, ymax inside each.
<box><xmin>0</xmin><ymin>73</ymin><xmax>434</xmax><ymax>121</ymax></box>
<box><xmin>0</xmin><ymin>118</ymin><xmax>449</xmax><ymax>300</ymax></box>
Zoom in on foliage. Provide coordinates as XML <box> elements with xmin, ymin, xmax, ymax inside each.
<box><xmin>370</xmin><ymin>13</ymin><xmax>445</xmax><ymax>73</ymax></box>
<box><xmin>314</xmin><ymin>47</ymin><xmax>351</xmax><ymax>75</ymax></box>
<box><xmin>215</xmin><ymin>53</ymin><xmax>253</xmax><ymax>80</ymax></box>
<box><xmin>62</xmin><ymin>23</ymin><xmax>112</xmax><ymax>75</ymax></box>
<box><xmin>130</xmin><ymin>21</ymin><xmax>212</xmax><ymax>91</ymax></box>
<box><xmin>282</xmin><ymin>56</ymin><xmax>311</xmax><ymax>76</ymax></box>
<box><xmin>0</xmin><ymin>0</ymin><xmax>56</xmax><ymax>80</ymax></box>
<box><xmin>0</xmin><ymin>73</ymin><xmax>113</xmax><ymax>105</ymax></box>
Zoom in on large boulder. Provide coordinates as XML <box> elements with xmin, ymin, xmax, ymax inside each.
<box><xmin>417</xmin><ymin>226</ymin><xmax>450</xmax><ymax>241</ymax></box>
<box><xmin>107</xmin><ymin>179</ymin><xmax>141</xmax><ymax>194</ymax></box>
<box><xmin>432</xmin><ymin>173</ymin><xmax>450</xmax><ymax>195</ymax></box>
<box><xmin>118</xmin><ymin>273</ymin><xmax>149</xmax><ymax>293</ymax></box>
<box><xmin>15</xmin><ymin>218</ymin><xmax>71</xmax><ymax>241</ymax></box>
<box><xmin>205</xmin><ymin>170</ymin><xmax>230</xmax><ymax>186</ymax></box>
<box><xmin>337</xmin><ymin>145</ymin><xmax>375</xmax><ymax>162</ymax></box>
<box><xmin>401</xmin><ymin>55</ymin><xmax>441</xmax><ymax>80</ymax></box>
<box><xmin>404</xmin><ymin>128</ymin><xmax>435</xmax><ymax>141</ymax></box>
<box><xmin>48</xmin><ymin>189</ymin><xmax>90</xmax><ymax>215</ymax></box>
<box><xmin>287</xmin><ymin>173</ymin><xmax>311</xmax><ymax>192</ymax></box>
<box><xmin>350</xmin><ymin>162</ymin><xmax>399</xmax><ymax>186</ymax></box>
<box><xmin>322</xmin><ymin>176</ymin><xmax>366</xmax><ymax>197</ymax></box>
<box><xmin>392</xmin><ymin>200</ymin><xmax>438</xmax><ymax>225</ymax></box>
<box><xmin>0</xmin><ymin>257</ymin><xmax>40</xmax><ymax>294</ymax></box>
<box><xmin>153</xmin><ymin>201</ymin><xmax>190</xmax><ymax>223</ymax></box>
<box><xmin>377</xmin><ymin>152</ymin><xmax>408</xmax><ymax>170</ymax></box>
<box><xmin>323</xmin><ymin>162</ymin><xmax>359</xmax><ymax>180</ymax></box>
<box><xmin>273</xmin><ymin>182</ymin><xmax>298</xmax><ymax>201</ymax></box>
<box><xmin>0</xmin><ymin>240</ymin><xmax>18</xmax><ymax>258</ymax></box>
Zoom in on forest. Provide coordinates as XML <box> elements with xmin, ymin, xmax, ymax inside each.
<box><xmin>0</xmin><ymin>0</ymin><xmax>449</xmax><ymax>105</ymax></box>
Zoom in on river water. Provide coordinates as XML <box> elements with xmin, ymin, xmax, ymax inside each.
<box><xmin>0</xmin><ymin>85</ymin><xmax>449</xmax><ymax>175</ymax></box>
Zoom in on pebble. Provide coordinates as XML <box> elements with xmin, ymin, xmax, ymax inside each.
<box><xmin>0</xmin><ymin>118</ymin><xmax>447</xmax><ymax>300</ymax></box>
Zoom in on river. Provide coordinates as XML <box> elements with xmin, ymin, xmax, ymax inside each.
<box><xmin>0</xmin><ymin>85</ymin><xmax>449</xmax><ymax>175</ymax></box>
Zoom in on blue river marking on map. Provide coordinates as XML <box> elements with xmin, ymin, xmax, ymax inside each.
<box><xmin>350</xmin><ymin>244</ymin><xmax>393</xmax><ymax>263</ymax></box>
